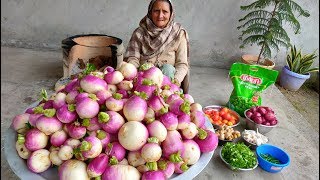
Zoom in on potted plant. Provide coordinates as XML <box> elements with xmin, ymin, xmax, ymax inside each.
<box><xmin>279</xmin><ymin>45</ymin><xmax>319</xmax><ymax>91</ymax></box>
<box><xmin>237</xmin><ymin>0</ymin><xmax>310</xmax><ymax>69</ymax></box>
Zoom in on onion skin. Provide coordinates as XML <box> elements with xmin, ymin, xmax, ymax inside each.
<box><xmin>27</xmin><ymin>149</ymin><xmax>51</xmax><ymax>173</ymax></box>
<box><xmin>59</xmin><ymin>159</ymin><xmax>90</xmax><ymax>180</ymax></box>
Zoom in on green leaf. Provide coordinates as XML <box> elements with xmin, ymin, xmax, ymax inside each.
<box><xmin>83</xmin><ymin>63</ymin><xmax>96</xmax><ymax>75</ymax></box>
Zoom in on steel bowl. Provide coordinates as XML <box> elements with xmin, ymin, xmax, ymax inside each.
<box><xmin>241</xmin><ymin>130</ymin><xmax>258</xmax><ymax>150</ymax></box>
<box><xmin>219</xmin><ymin>146</ymin><xmax>258</xmax><ymax>171</ymax></box>
<box><xmin>203</xmin><ymin>105</ymin><xmax>240</xmax><ymax>129</ymax></box>
<box><xmin>244</xmin><ymin>109</ymin><xmax>277</xmax><ymax>134</ymax></box>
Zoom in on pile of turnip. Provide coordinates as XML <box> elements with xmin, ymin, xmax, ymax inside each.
<box><xmin>244</xmin><ymin>106</ymin><xmax>278</xmax><ymax>126</ymax></box>
<box><xmin>12</xmin><ymin>62</ymin><xmax>219</xmax><ymax>180</ymax></box>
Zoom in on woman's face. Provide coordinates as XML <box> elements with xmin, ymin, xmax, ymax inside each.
<box><xmin>150</xmin><ymin>0</ymin><xmax>171</xmax><ymax>28</ymax></box>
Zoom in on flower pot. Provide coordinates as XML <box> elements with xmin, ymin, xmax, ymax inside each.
<box><xmin>241</xmin><ymin>54</ymin><xmax>275</xmax><ymax>69</ymax></box>
<box><xmin>279</xmin><ymin>66</ymin><xmax>310</xmax><ymax>91</ymax></box>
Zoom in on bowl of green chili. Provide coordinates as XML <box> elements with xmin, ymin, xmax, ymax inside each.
<box><xmin>256</xmin><ymin>144</ymin><xmax>290</xmax><ymax>173</ymax></box>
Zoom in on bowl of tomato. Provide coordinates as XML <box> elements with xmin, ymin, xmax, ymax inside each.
<box><xmin>203</xmin><ymin>105</ymin><xmax>240</xmax><ymax>129</ymax></box>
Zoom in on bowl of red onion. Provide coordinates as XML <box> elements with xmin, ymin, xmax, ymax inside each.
<box><xmin>244</xmin><ymin>106</ymin><xmax>278</xmax><ymax>134</ymax></box>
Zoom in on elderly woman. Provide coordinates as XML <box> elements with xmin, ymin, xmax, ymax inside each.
<box><xmin>124</xmin><ymin>0</ymin><xmax>190</xmax><ymax>93</ymax></box>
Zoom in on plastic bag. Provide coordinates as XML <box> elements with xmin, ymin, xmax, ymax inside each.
<box><xmin>227</xmin><ymin>63</ymin><xmax>278</xmax><ymax>116</ymax></box>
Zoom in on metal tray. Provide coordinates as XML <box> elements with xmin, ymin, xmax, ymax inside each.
<box><xmin>4</xmin><ymin>101</ymin><xmax>215</xmax><ymax>180</ymax></box>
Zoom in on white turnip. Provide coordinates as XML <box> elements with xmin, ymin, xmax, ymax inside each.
<box><xmin>27</xmin><ymin>149</ymin><xmax>51</xmax><ymax>173</ymax></box>
<box><xmin>146</xmin><ymin>120</ymin><xmax>167</xmax><ymax>142</ymax></box>
<box><xmin>102</xmin><ymin>164</ymin><xmax>141</xmax><ymax>180</ymax></box>
<box><xmin>105</xmin><ymin>93</ymin><xmax>124</xmax><ymax>112</ymax></box>
<box><xmin>181</xmin><ymin>122</ymin><xmax>198</xmax><ymax>139</ymax></box>
<box><xmin>15</xmin><ymin>140</ymin><xmax>31</xmax><ymax>159</ymax></box>
<box><xmin>141</xmin><ymin>139</ymin><xmax>162</xmax><ymax>162</ymax></box>
<box><xmin>118</xmin><ymin>62</ymin><xmax>138</xmax><ymax>80</ymax></box>
<box><xmin>58</xmin><ymin>145</ymin><xmax>73</xmax><ymax>160</ymax></box>
<box><xmin>49</xmin><ymin>150</ymin><xmax>63</xmax><ymax>166</ymax></box>
<box><xmin>128</xmin><ymin>151</ymin><xmax>146</xmax><ymax>167</ymax></box>
<box><xmin>182</xmin><ymin>140</ymin><xmax>201</xmax><ymax>165</ymax></box>
<box><xmin>118</xmin><ymin>121</ymin><xmax>149</xmax><ymax>151</ymax></box>
<box><xmin>59</xmin><ymin>159</ymin><xmax>89</xmax><ymax>180</ymax></box>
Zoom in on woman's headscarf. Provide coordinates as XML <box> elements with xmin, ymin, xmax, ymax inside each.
<box><xmin>125</xmin><ymin>0</ymin><xmax>190</xmax><ymax>63</ymax></box>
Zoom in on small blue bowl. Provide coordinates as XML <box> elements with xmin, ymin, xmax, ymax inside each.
<box><xmin>256</xmin><ymin>144</ymin><xmax>290</xmax><ymax>173</ymax></box>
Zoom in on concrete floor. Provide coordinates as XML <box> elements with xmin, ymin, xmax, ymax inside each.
<box><xmin>1</xmin><ymin>46</ymin><xmax>319</xmax><ymax>179</ymax></box>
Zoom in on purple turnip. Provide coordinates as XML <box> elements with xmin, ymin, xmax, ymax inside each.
<box><xmin>15</xmin><ymin>140</ymin><xmax>31</xmax><ymax>159</ymax></box>
<box><xmin>102</xmin><ymin>164</ymin><xmax>141</xmax><ymax>180</ymax></box>
<box><xmin>162</xmin><ymin>130</ymin><xmax>184</xmax><ymax>159</ymax></box>
<box><xmin>56</xmin><ymin>104</ymin><xmax>78</xmax><ymax>123</ymax></box>
<box><xmin>50</xmin><ymin>129</ymin><xmax>68</xmax><ymax>147</ymax></box>
<box><xmin>105</xmin><ymin>142</ymin><xmax>126</xmax><ymax>162</ymax></box>
<box><xmin>117</xmin><ymin>80</ymin><xmax>134</xmax><ymax>91</ymax></box>
<box><xmin>181</xmin><ymin>122</ymin><xmax>198</xmax><ymax>139</ymax></box>
<box><xmin>87</xmin><ymin>153</ymin><xmax>109</xmax><ymax>178</ymax></box>
<box><xmin>123</xmin><ymin>91</ymin><xmax>148</xmax><ymax>121</ymax></box>
<box><xmin>76</xmin><ymin>95</ymin><xmax>100</xmax><ymax>119</ymax></box>
<box><xmin>82</xmin><ymin>117</ymin><xmax>101</xmax><ymax>131</ymax></box>
<box><xmin>24</xmin><ymin>128</ymin><xmax>48</xmax><ymax>151</ymax></box>
<box><xmin>53</xmin><ymin>92</ymin><xmax>67</xmax><ymax>109</ymax></box>
<box><xmin>141</xmin><ymin>138</ymin><xmax>162</xmax><ymax>162</ymax></box>
<box><xmin>190</xmin><ymin>110</ymin><xmax>206</xmax><ymax>128</ymax></box>
<box><xmin>67</xmin><ymin>121</ymin><xmax>87</xmax><ymax>139</ymax></box>
<box><xmin>65</xmin><ymin>90</ymin><xmax>79</xmax><ymax>104</ymax></box>
<box><xmin>12</xmin><ymin>113</ymin><xmax>30</xmax><ymax>132</ymax></box>
<box><xmin>96</xmin><ymin>89</ymin><xmax>112</xmax><ymax>105</ymax></box>
<box><xmin>80</xmin><ymin>136</ymin><xmax>102</xmax><ymax>159</ymax></box>
<box><xmin>177</xmin><ymin>114</ymin><xmax>191</xmax><ymax>130</ymax></box>
<box><xmin>98</xmin><ymin>111</ymin><xmax>125</xmax><ymax>134</ymax></box>
<box><xmin>142</xmin><ymin>171</ymin><xmax>166</xmax><ymax>180</ymax></box>
<box><xmin>49</xmin><ymin>150</ymin><xmax>63</xmax><ymax>166</ymax></box>
<box><xmin>159</xmin><ymin>112</ymin><xmax>178</xmax><ymax>130</ymax></box>
<box><xmin>80</xmin><ymin>74</ymin><xmax>108</xmax><ymax>94</ymax></box>
<box><xmin>104</xmin><ymin>70</ymin><xmax>124</xmax><ymax>85</ymax></box>
<box><xmin>194</xmin><ymin>128</ymin><xmax>218</xmax><ymax>153</ymax></box>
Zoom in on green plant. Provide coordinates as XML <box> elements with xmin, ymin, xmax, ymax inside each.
<box><xmin>286</xmin><ymin>45</ymin><xmax>319</xmax><ymax>74</ymax></box>
<box><xmin>237</xmin><ymin>0</ymin><xmax>310</xmax><ymax>64</ymax></box>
